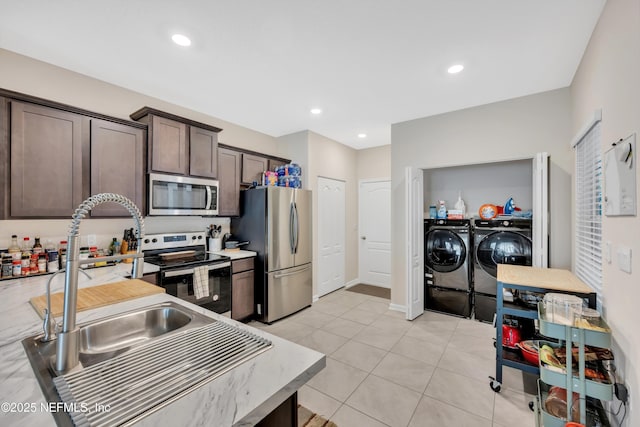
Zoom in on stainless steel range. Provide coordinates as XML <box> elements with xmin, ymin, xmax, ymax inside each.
<box><xmin>142</xmin><ymin>232</ymin><xmax>231</xmax><ymax>314</ymax></box>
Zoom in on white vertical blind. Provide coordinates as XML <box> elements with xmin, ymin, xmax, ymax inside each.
<box><xmin>574</xmin><ymin>121</ymin><xmax>603</xmax><ymax>309</ymax></box>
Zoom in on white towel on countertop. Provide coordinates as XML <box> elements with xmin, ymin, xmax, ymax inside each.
<box><xmin>194</xmin><ymin>266</ymin><xmax>209</xmax><ymax>299</ymax></box>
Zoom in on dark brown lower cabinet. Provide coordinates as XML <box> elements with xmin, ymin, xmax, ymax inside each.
<box><xmin>141</xmin><ymin>273</ymin><xmax>158</xmax><ymax>285</ymax></box>
<box><xmin>256</xmin><ymin>392</ymin><xmax>298</xmax><ymax>427</ymax></box>
<box><xmin>231</xmin><ymin>257</ymin><xmax>254</xmax><ymax>321</ymax></box>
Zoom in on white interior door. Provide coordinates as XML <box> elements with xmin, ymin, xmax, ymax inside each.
<box><xmin>318</xmin><ymin>177</ymin><xmax>346</xmax><ymax>296</ymax></box>
<box><xmin>533</xmin><ymin>152</ymin><xmax>549</xmax><ymax>267</ymax></box>
<box><xmin>405</xmin><ymin>167</ymin><xmax>424</xmax><ymax>320</ymax></box>
<box><xmin>359</xmin><ymin>179</ymin><xmax>391</xmax><ymax>288</ymax></box>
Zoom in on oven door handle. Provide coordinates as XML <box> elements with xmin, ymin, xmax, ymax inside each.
<box><xmin>163</xmin><ymin>262</ymin><xmax>231</xmax><ymax>278</ymax></box>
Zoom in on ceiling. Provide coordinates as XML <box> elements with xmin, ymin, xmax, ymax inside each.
<box><xmin>0</xmin><ymin>1</ymin><xmax>606</xmax><ymax>150</ymax></box>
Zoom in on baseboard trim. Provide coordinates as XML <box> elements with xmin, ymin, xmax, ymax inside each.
<box><xmin>344</xmin><ymin>279</ymin><xmax>360</xmax><ymax>289</ymax></box>
<box><xmin>388</xmin><ymin>303</ymin><xmax>406</xmax><ymax>313</ymax></box>
<box><xmin>312</xmin><ymin>294</ymin><xmax>320</xmax><ymax>303</ymax></box>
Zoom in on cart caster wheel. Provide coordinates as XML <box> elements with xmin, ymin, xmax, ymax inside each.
<box><xmin>528</xmin><ymin>401</ymin><xmax>534</xmax><ymax>411</ymax></box>
<box><xmin>490</xmin><ymin>380</ymin><xmax>502</xmax><ymax>392</ymax></box>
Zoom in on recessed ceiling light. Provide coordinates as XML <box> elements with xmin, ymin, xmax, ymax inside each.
<box><xmin>358</xmin><ymin>133</ymin><xmax>367</xmax><ymax>139</ymax></box>
<box><xmin>172</xmin><ymin>34</ymin><xmax>191</xmax><ymax>47</ymax></box>
<box><xmin>310</xmin><ymin>108</ymin><xmax>322</xmax><ymax>115</ymax></box>
<box><xmin>447</xmin><ymin>64</ymin><xmax>464</xmax><ymax>74</ymax></box>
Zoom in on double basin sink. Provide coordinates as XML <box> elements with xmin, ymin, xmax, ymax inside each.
<box><xmin>22</xmin><ymin>302</ymin><xmax>217</xmax><ymax>426</ymax></box>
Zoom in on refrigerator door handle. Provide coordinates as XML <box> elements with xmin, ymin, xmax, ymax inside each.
<box><xmin>293</xmin><ymin>202</ymin><xmax>299</xmax><ymax>253</ymax></box>
<box><xmin>289</xmin><ymin>202</ymin><xmax>295</xmax><ymax>254</ymax></box>
<box><xmin>273</xmin><ymin>264</ymin><xmax>311</xmax><ymax>279</ymax></box>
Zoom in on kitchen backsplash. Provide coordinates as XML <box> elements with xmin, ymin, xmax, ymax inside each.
<box><xmin>0</xmin><ymin>217</ymin><xmax>231</xmax><ymax>251</ymax></box>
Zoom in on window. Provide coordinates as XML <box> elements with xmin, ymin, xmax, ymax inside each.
<box><xmin>573</xmin><ymin>118</ymin><xmax>603</xmax><ymax>309</ymax></box>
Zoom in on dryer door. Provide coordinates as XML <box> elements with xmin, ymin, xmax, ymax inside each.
<box><xmin>476</xmin><ymin>231</ymin><xmax>532</xmax><ymax>278</ymax></box>
<box><xmin>425</xmin><ymin>229</ymin><xmax>467</xmax><ymax>273</ymax></box>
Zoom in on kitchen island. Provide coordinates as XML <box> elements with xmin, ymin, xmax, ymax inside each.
<box><xmin>0</xmin><ymin>263</ymin><xmax>325</xmax><ymax>427</ymax></box>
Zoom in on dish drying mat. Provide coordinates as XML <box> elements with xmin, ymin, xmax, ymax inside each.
<box><xmin>53</xmin><ymin>321</ymin><xmax>272</xmax><ymax>427</ymax></box>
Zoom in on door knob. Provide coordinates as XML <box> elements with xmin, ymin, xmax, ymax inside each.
<box><xmin>361</xmin><ymin>236</ymin><xmax>366</xmax><ymax>240</ymax></box>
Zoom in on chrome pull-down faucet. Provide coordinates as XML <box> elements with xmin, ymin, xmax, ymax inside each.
<box><xmin>41</xmin><ymin>269</ymin><xmax>92</xmax><ymax>343</ymax></box>
<box><xmin>54</xmin><ymin>193</ymin><xmax>145</xmax><ymax>373</ymax></box>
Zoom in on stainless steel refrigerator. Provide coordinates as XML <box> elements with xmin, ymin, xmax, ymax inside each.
<box><xmin>231</xmin><ymin>187</ymin><xmax>312</xmax><ymax>323</ymax></box>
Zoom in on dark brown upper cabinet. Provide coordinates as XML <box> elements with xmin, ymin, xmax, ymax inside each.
<box><xmin>189</xmin><ymin>126</ymin><xmax>218</xmax><ymax>178</ymax></box>
<box><xmin>217</xmin><ymin>147</ymin><xmax>241</xmax><ymax>216</ymax></box>
<box><xmin>268</xmin><ymin>158</ymin><xmax>287</xmax><ymax>173</ymax></box>
<box><xmin>130</xmin><ymin>107</ymin><xmax>221</xmax><ymax>178</ymax></box>
<box><xmin>90</xmin><ymin>119</ymin><xmax>145</xmax><ymax>217</ymax></box>
<box><xmin>241</xmin><ymin>153</ymin><xmax>268</xmax><ymax>185</ymax></box>
<box><xmin>150</xmin><ymin>115</ymin><xmax>188</xmax><ymax>175</ymax></box>
<box><xmin>10</xmin><ymin>101</ymin><xmax>89</xmax><ymax>218</ymax></box>
<box><xmin>0</xmin><ymin>89</ymin><xmax>148</xmax><ymax>219</ymax></box>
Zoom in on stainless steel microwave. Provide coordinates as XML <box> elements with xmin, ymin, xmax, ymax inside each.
<box><xmin>148</xmin><ymin>173</ymin><xmax>219</xmax><ymax>216</ymax></box>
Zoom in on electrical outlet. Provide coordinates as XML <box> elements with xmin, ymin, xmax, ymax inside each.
<box><xmin>87</xmin><ymin>234</ymin><xmax>97</xmax><ymax>246</ymax></box>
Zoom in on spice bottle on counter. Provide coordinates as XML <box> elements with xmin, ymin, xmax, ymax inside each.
<box><xmin>59</xmin><ymin>240</ymin><xmax>68</xmax><ymax>270</ymax></box>
<box><xmin>22</xmin><ymin>237</ymin><xmax>31</xmax><ymax>256</ymax></box>
<box><xmin>30</xmin><ymin>252</ymin><xmax>39</xmax><ymax>274</ymax></box>
<box><xmin>21</xmin><ymin>254</ymin><xmax>30</xmax><ymax>276</ymax></box>
<box><xmin>32</xmin><ymin>237</ymin><xmax>43</xmax><ymax>254</ymax></box>
<box><xmin>2</xmin><ymin>254</ymin><xmax>13</xmax><ymax>278</ymax></box>
<box><xmin>108</xmin><ymin>238</ymin><xmax>118</xmax><ymax>256</ymax></box>
<box><xmin>8</xmin><ymin>235</ymin><xmax>21</xmax><ymax>261</ymax></box>
<box><xmin>37</xmin><ymin>254</ymin><xmax>47</xmax><ymax>273</ymax></box>
<box><xmin>47</xmin><ymin>249</ymin><xmax>59</xmax><ymax>272</ymax></box>
<box><xmin>12</xmin><ymin>259</ymin><xmax>21</xmax><ymax>276</ymax></box>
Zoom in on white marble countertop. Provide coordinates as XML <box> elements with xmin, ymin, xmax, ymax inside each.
<box><xmin>209</xmin><ymin>249</ymin><xmax>257</xmax><ymax>260</ymax></box>
<box><xmin>0</xmin><ymin>263</ymin><xmax>324</xmax><ymax>427</ymax></box>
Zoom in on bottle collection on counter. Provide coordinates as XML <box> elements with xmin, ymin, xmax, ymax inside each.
<box><xmin>1</xmin><ymin>229</ymin><xmax>138</xmax><ymax>280</ymax></box>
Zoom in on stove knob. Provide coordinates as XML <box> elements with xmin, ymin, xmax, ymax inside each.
<box><xmin>503</xmin><ymin>220</ymin><xmax>509</xmax><ymax>227</ymax></box>
<box><xmin>192</xmin><ymin>236</ymin><xmax>197</xmax><ymax>240</ymax></box>
<box><xmin>152</xmin><ymin>238</ymin><xmax>158</xmax><ymax>243</ymax></box>
<box><xmin>144</xmin><ymin>238</ymin><xmax>150</xmax><ymax>244</ymax></box>
<box><xmin>197</xmin><ymin>235</ymin><xmax>203</xmax><ymax>240</ymax></box>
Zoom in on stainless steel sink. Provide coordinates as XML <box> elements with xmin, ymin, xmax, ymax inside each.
<box><xmin>22</xmin><ymin>302</ymin><xmax>217</xmax><ymax>426</ymax></box>
<box><xmin>78</xmin><ymin>304</ymin><xmax>197</xmax><ymax>362</ymax></box>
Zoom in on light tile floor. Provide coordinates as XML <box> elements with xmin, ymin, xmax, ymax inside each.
<box><xmin>249</xmin><ymin>288</ymin><xmax>536</xmax><ymax>427</ymax></box>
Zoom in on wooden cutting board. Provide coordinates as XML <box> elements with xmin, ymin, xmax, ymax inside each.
<box><xmin>30</xmin><ymin>279</ymin><xmax>165</xmax><ymax>319</ymax></box>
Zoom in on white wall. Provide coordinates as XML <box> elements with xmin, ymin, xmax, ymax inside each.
<box><xmin>0</xmin><ymin>217</ymin><xmax>231</xmax><ymax>254</ymax></box>
<box><xmin>423</xmin><ymin>159</ymin><xmax>533</xmax><ymax>218</ymax></box>
<box><xmin>0</xmin><ymin>49</ymin><xmax>381</xmax><ymax>298</ymax></box>
<box><xmin>0</xmin><ymin>49</ymin><xmax>281</xmax><ymax>250</ymax></box>
<box><xmin>307</xmin><ymin>132</ymin><xmax>359</xmax><ymax>295</ymax></box>
<box><xmin>0</xmin><ymin>49</ymin><xmax>278</xmax><ymax>154</ymax></box>
<box><xmin>570</xmin><ymin>0</ymin><xmax>640</xmax><ymax>424</ymax></box>
<box><xmin>276</xmin><ymin>131</ymin><xmax>310</xmax><ymax>190</ymax></box>
<box><xmin>391</xmin><ymin>88</ymin><xmax>573</xmax><ymax>307</ymax></box>
<box><xmin>357</xmin><ymin>145</ymin><xmax>391</xmax><ymax>180</ymax></box>
<box><xmin>277</xmin><ymin>131</ymin><xmax>360</xmax><ymax>297</ymax></box>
